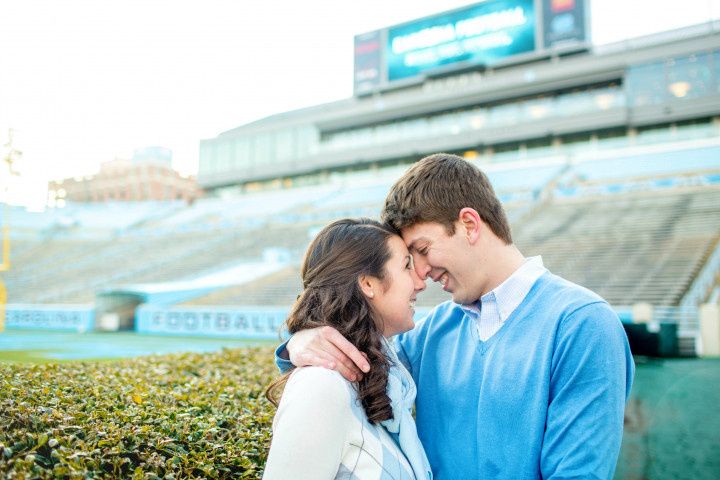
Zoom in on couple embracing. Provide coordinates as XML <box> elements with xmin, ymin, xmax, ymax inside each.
<box><xmin>263</xmin><ymin>153</ymin><xmax>634</xmax><ymax>480</ymax></box>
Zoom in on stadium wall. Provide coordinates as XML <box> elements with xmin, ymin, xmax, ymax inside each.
<box><xmin>198</xmin><ymin>23</ymin><xmax>720</xmax><ymax>190</ymax></box>
<box><xmin>135</xmin><ymin>305</ymin><xmax>289</xmax><ymax>339</ymax></box>
<box><xmin>134</xmin><ymin>305</ymin><xmax>435</xmax><ymax>339</ymax></box>
<box><xmin>3</xmin><ymin>299</ymin><xmax>704</xmax><ymax>358</ymax></box>
<box><xmin>6</xmin><ymin>304</ymin><xmax>95</xmax><ymax>332</ymax></box>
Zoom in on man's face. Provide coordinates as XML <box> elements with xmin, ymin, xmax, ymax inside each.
<box><xmin>401</xmin><ymin>221</ymin><xmax>480</xmax><ymax>305</ymax></box>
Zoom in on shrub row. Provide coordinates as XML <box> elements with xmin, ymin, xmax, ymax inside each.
<box><xmin>0</xmin><ymin>347</ymin><xmax>279</xmax><ymax>479</ymax></box>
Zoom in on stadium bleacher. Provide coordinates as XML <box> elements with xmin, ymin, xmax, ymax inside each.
<box><xmin>5</xmin><ymin>136</ymin><xmax>720</xmax><ymax>353</ymax></box>
<box><xmin>183</xmin><ymin>265</ymin><xmax>302</xmax><ymax>307</ymax></box>
<box><xmin>515</xmin><ymin>189</ymin><xmax>720</xmax><ymax>306</ymax></box>
<box><xmin>572</xmin><ymin>145</ymin><xmax>720</xmax><ymax>181</ymax></box>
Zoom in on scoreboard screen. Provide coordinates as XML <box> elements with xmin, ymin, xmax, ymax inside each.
<box><xmin>354</xmin><ymin>0</ymin><xmax>589</xmax><ymax>95</ymax></box>
<box><xmin>387</xmin><ymin>0</ymin><xmax>536</xmax><ymax>82</ymax></box>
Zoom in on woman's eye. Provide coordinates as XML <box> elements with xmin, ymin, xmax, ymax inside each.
<box><xmin>406</xmin><ymin>256</ymin><xmax>415</xmax><ymax>270</ymax></box>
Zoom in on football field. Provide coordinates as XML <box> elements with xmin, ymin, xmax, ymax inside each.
<box><xmin>0</xmin><ymin>330</ymin><xmax>275</xmax><ymax>362</ymax></box>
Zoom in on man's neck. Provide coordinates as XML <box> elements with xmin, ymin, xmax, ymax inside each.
<box><xmin>480</xmin><ymin>244</ymin><xmax>526</xmax><ymax>296</ymax></box>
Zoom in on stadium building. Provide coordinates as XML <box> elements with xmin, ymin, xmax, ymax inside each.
<box><xmin>5</xmin><ymin>0</ymin><xmax>720</xmax><ymax>356</ymax></box>
<box><xmin>198</xmin><ymin>3</ymin><xmax>719</xmax><ymax>193</ymax></box>
<box><xmin>48</xmin><ymin>147</ymin><xmax>201</xmax><ymax>204</ymax></box>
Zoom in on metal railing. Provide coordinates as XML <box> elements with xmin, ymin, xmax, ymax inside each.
<box><xmin>682</xmin><ymin>238</ymin><xmax>720</xmax><ymax>308</ymax></box>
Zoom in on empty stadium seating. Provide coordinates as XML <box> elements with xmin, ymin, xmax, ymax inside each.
<box><xmin>4</xmin><ymin>140</ymin><xmax>719</xmax><ymax>350</ymax></box>
<box><xmin>515</xmin><ymin>189</ymin><xmax>720</xmax><ymax>306</ymax></box>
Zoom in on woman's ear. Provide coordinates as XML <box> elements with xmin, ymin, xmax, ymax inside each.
<box><xmin>358</xmin><ymin>275</ymin><xmax>376</xmax><ymax>299</ymax></box>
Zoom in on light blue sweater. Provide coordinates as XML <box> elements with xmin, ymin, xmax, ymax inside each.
<box><xmin>395</xmin><ymin>272</ymin><xmax>634</xmax><ymax>479</ymax></box>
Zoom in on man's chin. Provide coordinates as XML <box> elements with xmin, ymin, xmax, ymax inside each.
<box><xmin>451</xmin><ymin>292</ymin><xmax>474</xmax><ymax>305</ymax></box>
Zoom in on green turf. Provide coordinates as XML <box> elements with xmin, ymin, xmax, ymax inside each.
<box><xmin>0</xmin><ymin>349</ymin><xmax>56</xmax><ymax>363</ymax></box>
<box><xmin>0</xmin><ymin>329</ymin><xmax>278</xmax><ymax>363</ymax></box>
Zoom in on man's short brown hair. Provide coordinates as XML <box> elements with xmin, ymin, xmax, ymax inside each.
<box><xmin>381</xmin><ymin>153</ymin><xmax>513</xmax><ymax>244</ymax></box>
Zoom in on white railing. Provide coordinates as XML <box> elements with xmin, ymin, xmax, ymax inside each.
<box><xmin>681</xmin><ymin>239</ymin><xmax>720</xmax><ymax>308</ymax></box>
<box><xmin>652</xmin><ymin>305</ymin><xmax>700</xmax><ymax>337</ymax></box>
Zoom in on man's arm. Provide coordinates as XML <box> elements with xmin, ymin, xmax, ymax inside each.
<box><xmin>541</xmin><ymin>302</ymin><xmax>634</xmax><ymax>479</ymax></box>
<box><xmin>274</xmin><ymin>327</ymin><xmax>370</xmax><ymax>381</ymax></box>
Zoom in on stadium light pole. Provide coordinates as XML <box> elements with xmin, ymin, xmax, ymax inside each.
<box><xmin>0</xmin><ymin>128</ymin><xmax>22</xmax><ymax>333</ymax></box>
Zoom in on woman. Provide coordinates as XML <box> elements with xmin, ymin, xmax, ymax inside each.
<box><xmin>264</xmin><ymin>218</ymin><xmax>432</xmax><ymax>480</ymax></box>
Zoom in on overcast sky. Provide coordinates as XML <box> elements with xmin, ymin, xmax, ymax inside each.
<box><xmin>1</xmin><ymin>0</ymin><xmax>718</xmax><ymax>207</ymax></box>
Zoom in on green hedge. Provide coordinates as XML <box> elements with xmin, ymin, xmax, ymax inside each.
<box><xmin>0</xmin><ymin>347</ymin><xmax>279</xmax><ymax>479</ymax></box>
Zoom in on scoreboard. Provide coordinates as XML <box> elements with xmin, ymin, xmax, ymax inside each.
<box><xmin>354</xmin><ymin>0</ymin><xmax>589</xmax><ymax>94</ymax></box>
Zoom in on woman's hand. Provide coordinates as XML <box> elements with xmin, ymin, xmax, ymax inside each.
<box><xmin>287</xmin><ymin>326</ymin><xmax>371</xmax><ymax>382</ymax></box>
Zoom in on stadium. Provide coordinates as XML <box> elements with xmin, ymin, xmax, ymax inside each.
<box><xmin>5</xmin><ymin>2</ymin><xmax>720</xmax><ymax>358</ymax></box>
<box><xmin>2</xmin><ymin>1</ymin><xmax>720</xmax><ymax>478</ymax></box>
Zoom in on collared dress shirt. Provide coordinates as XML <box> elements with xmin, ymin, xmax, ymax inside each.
<box><xmin>460</xmin><ymin>256</ymin><xmax>547</xmax><ymax>341</ymax></box>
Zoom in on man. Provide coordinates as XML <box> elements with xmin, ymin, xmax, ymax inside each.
<box><xmin>277</xmin><ymin>153</ymin><xmax>634</xmax><ymax>479</ymax></box>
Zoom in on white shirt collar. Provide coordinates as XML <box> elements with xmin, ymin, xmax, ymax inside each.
<box><xmin>489</xmin><ymin>256</ymin><xmax>546</xmax><ymax>322</ymax></box>
<box><xmin>461</xmin><ymin>256</ymin><xmax>547</xmax><ymax>322</ymax></box>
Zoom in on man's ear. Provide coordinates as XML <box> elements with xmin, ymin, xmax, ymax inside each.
<box><xmin>458</xmin><ymin>207</ymin><xmax>482</xmax><ymax>245</ymax></box>
<box><xmin>358</xmin><ymin>274</ymin><xmax>377</xmax><ymax>300</ymax></box>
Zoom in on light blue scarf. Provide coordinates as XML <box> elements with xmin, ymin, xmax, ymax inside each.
<box><xmin>380</xmin><ymin>338</ymin><xmax>433</xmax><ymax>480</ymax></box>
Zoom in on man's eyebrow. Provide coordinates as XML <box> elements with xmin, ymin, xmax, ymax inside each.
<box><xmin>406</xmin><ymin>238</ymin><xmax>425</xmax><ymax>252</ymax></box>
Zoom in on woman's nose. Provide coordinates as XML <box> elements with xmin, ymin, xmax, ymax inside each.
<box><xmin>412</xmin><ymin>269</ymin><xmax>426</xmax><ymax>292</ymax></box>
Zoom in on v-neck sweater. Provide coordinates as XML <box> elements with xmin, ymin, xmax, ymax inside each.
<box><xmin>395</xmin><ymin>271</ymin><xmax>634</xmax><ymax>480</ymax></box>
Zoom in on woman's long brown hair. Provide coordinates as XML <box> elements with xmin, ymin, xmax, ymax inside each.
<box><xmin>266</xmin><ymin>218</ymin><xmax>394</xmax><ymax>424</ymax></box>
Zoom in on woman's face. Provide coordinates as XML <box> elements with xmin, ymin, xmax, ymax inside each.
<box><xmin>369</xmin><ymin>235</ymin><xmax>427</xmax><ymax>337</ymax></box>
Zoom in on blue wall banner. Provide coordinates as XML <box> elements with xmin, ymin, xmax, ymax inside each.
<box><xmin>136</xmin><ymin>305</ymin><xmax>289</xmax><ymax>339</ymax></box>
<box><xmin>136</xmin><ymin>305</ymin><xmax>435</xmax><ymax>339</ymax></box>
<box><xmin>386</xmin><ymin>0</ymin><xmax>535</xmax><ymax>82</ymax></box>
<box><xmin>5</xmin><ymin>304</ymin><xmax>95</xmax><ymax>332</ymax></box>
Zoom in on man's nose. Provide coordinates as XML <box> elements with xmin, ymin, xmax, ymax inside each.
<box><xmin>412</xmin><ymin>254</ymin><xmax>431</xmax><ymax>280</ymax></box>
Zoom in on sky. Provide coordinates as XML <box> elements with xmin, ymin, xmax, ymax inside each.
<box><xmin>1</xmin><ymin>0</ymin><xmax>719</xmax><ymax>208</ymax></box>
